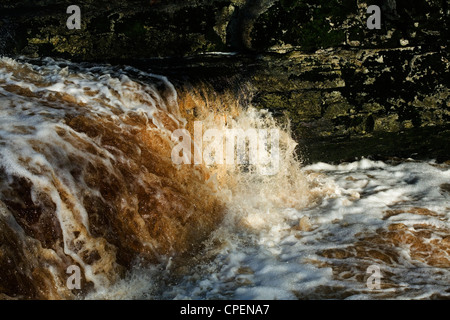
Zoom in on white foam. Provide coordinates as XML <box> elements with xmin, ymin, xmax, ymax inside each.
<box><xmin>1</xmin><ymin>57</ymin><xmax>449</xmax><ymax>300</ymax></box>
<box><xmin>0</xmin><ymin>57</ymin><xmax>184</xmax><ymax>292</ymax></box>
<box><xmin>142</xmin><ymin>159</ymin><xmax>450</xmax><ymax>300</ymax></box>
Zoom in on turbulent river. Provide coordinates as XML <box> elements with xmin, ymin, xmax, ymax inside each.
<box><xmin>0</xmin><ymin>57</ymin><xmax>448</xmax><ymax>300</ymax></box>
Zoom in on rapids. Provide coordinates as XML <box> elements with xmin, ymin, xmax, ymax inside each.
<box><xmin>0</xmin><ymin>57</ymin><xmax>448</xmax><ymax>300</ymax></box>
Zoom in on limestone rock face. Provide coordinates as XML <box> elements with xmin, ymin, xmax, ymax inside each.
<box><xmin>250</xmin><ymin>47</ymin><xmax>449</xmax><ymax>162</ymax></box>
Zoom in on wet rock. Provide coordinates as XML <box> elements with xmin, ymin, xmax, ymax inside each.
<box><xmin>0</xmin><ymin>1</ymin><xmax>447</xmax><ymax>163</ymax></box>
<box><xmin>0</xmin><ymin>0</ymin><xmax>448</xmax><ymax>59</ymax></box>
<box><xmin>297</xmin><ymin>216</ymin><xmax>312</xmax><ymax>232</ymax></box>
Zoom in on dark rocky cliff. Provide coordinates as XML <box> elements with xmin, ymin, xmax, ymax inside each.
<box><xmin>1</xmin><ymin>0</ymin><xmax>447</xmax><ymax>58</ymax></box>
<box><xmin>1</xmin><ymin>0</ymin><xmax>449</xmax><ymax>162</ymax></box>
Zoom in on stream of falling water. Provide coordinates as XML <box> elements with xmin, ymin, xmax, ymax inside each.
<box><xmin>0</xmin><ymin>57</ymin><xmax>449</xmax><ymax>300</ymax></box>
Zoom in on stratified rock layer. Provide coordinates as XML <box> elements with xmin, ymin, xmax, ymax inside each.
<box><xmin>0</xmin><ymin>0</ymin><xmax>448</xmax><ymax>161</ymax></box>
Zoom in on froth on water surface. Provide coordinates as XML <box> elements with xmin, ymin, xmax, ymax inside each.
<box><xmin>0</xmin><ymin>57</ymin><xmax>314</xmax><ymax>299</ymax></box>
<box><xmin>140</xmin><ymin>159</ymin><xmax>449</xmax><ymax>300</ymax></box>
<box><xmin>0</xmin><ymin>57</ymin><xmax>229</xmax><ymax>298</ymax></box>
<box><xmin>0</xmin><ymin>57</ymin><xmax>448</xmax><ymax>300</ymax></box>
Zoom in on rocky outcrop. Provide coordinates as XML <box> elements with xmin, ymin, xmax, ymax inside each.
<box><xmin>136</xmin><ymin>46</ymin><xmax>449</xmax><ymax>163</ymax></box>
<box><xmin>0</xmin><ymin>0</ymin><xmax>448</xmax><ymax>162</ymax></box>
<box><xmin>251</xmin><ymin>47</ymin><xmax>450</xmax><ymax>162</ymax></box>
<box><xmin>251</xmin><ymin>0</ymin><xmax>448</xmax><ymax>52</ymax></box>
<box><xmin>1</xmin><ymin>0</ymin><xmax>447</xmax><ymax>59</ymax></box>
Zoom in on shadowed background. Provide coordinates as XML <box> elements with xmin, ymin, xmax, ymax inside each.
<box><xmin>0</xmin><ymin>0</ymin><xmax>449</xmax><ymax>161</ymax></box>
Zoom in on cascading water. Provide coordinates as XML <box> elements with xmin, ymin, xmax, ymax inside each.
<box><xmin>0</xmin><ymin>57</ymin><xmax>228</xmax><ymax>299</ymax></box>
<box><xmin>0</xmin><ymin>57</ymin><xmax>449</xmax><ymax>300</ymax></box>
